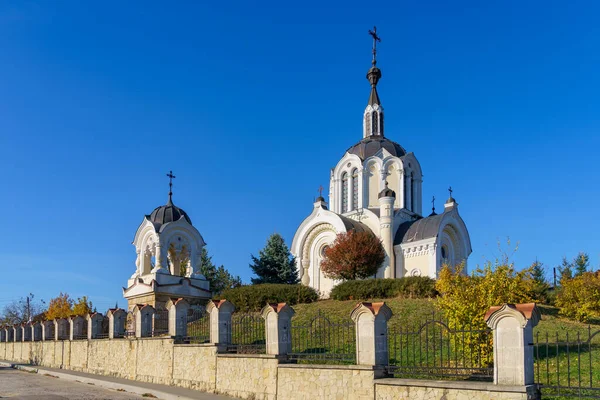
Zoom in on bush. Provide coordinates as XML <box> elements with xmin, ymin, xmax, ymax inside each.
<box><xmin>436</xmin><ymin>261</ymin><xmax>535</xmax><ymax>366</ymax></box>
<box><xmin>330</xmin><ymin>277</ymin><xmax>438</xmax><ymax>301</ymax></box>
<box><xmin>556</xmin><ymin>271</ymin><xmax>600</xmax><ymax>322</ymax></box>
<box><xmin>217</xmin><ymin>284</ymin><xmax>319</xmax><ymax>312</ymax></box>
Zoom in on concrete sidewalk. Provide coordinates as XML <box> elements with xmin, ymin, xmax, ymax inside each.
<box><xmin>0</xmin><ymin>361</ymin><xmax>234</xmax><ymax>400</ymax></box>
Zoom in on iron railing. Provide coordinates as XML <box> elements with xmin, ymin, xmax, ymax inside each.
<box><xmin>184</xmin><ymin>308</ymin><xmax>210</xmax><ymax>343</ymax></box>
<box><xmin>289</xmin><ymin>310</ymin><xmax>356</xmax><ymax>364</ymax></box>
<box><xmin>535</xmin><ymin>327</ymin><xmax>600</xmax><ymax>399</ymax></box>
<box><xmin>152</xmin><ymin>310</ymin><xmax>169</xmax><ymax>337</ymax></box>
<box><xmin>387</xmin><ymin>313</ymin><xmax>493</xmax><ymax>381</ymax></box>
<box><xmin>227</xmin><ymin>313</ymin><xmax>266</xmax><ymax>354</ymax></box>
<box><xmin>73</xmin><ymin>321</ymin><xmax>88</xmax><ymax>340</ymax></box>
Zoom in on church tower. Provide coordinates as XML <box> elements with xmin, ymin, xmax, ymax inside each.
<box><xmin>291</xmin><ymin>28</ymin><xmax>472</xmax><ymax>297</ymax></box>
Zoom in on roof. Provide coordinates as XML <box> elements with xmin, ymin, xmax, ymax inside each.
<box><xmin>394</xmin><ymin>213</ymin><xmax>445</xmax><ymax>245</ymax></box>
<box><xmin>339</xmin><ymin>214</ymin><xmax>369</xmax><ymax>233</ymax></box>
<box><xmin>147</xmin><ymin>198</ymin><xmax>192</xmax><ymax>230</ymax></box>
<box><xmin>346</xmin><ymin>136</ymin><xmax>406</xmax><ymax>161</ymax></box>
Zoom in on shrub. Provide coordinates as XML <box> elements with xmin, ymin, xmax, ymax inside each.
<box><xmin>556</xmin><ymin>271</ymin><xmax>600</xmax><ymax>323</ymax></box>
<box><xmin>330</xmin><ymin>277</ymin><xmax>438</xmax><ymax>301</ymax></box>
<box><xmin>436</xmin><ymin>260</ymin><xmax>535</xmax><ymax>366</ymax></box>
<box><xmin>321</xmin><ymin>231</ymin><xmax>385</xmax><ymax>280</ymax></box>
<box><xmin>216</xmin><ymin>284</ymin><xmax>319</xmax><ymax>312</ymax></box>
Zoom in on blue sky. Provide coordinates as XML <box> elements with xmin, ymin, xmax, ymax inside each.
<box><xmin>1</xmin><ymin>1</ymin><xmax>599</xmax><ymax>312</ymax></box>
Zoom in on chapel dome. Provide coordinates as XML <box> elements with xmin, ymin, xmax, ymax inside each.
<box><xmin>346</xmin><ymin>136</ymin><xmax>406</xmax><ymax>160</ymax></box>
<box><xmin>148</xmin><ymin>199</ymin><xmax>192</xmax><ymax>229</ymax></box>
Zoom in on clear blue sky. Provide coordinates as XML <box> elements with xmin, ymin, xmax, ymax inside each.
<box><xmin>1</xmin><ymin>1</ymin><xmax>599</xmax><ymax>312</ymax></box>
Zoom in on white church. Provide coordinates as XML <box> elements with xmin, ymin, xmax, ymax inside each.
<box><xmin>291</xmin><ymin>34</ymin><xmax>472</xmax><ymax>297</ymax></box>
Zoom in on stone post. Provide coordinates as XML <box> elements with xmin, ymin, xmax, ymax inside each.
<box><xmin>350</xmin><ymin>302</ymin><xmax>393</xmax><ymax>366</ymax></box>
<box><xmin>14</xmin><ymin>325</ymin><xmax>22</xmax><ymax>342</ymax></box>
<box><xmin>87</xmin><ymin>313</ymin><xmax>105</xmax><ymax>339</ymax></box>
<box><xmin>32</xmin><ymin>322</ymin><xmax>42</xmax><ymax>341</ymax></box>
<box><xmin>42</xmin><ymin>321</ymin><xmax>53</xmax><ymax>341</ymax></box>
<box><xmin>22</xmin><ymin>323</ymin><xmax>32</xmax><ymax>341</ymax></box>
<box><xmin>261</xmin><ymin>303</ymin><xmax>295</xmax><ymax>356</ymax></box>
<box><xmin>206</xmin><ymin>300</ymin><xmax>235</xmax><ymax>346</ymax></box>
<box><xmin>166</xmin><ymin>298</ymin><xmax>190</xmax><ymax>337</ymax></box>
<box><xmin>485</xmin><ymin>303</ymin><xmax>541</xmax><ymax>386</ymax></box>
<box><xmin>69</xmin><ymin>316</ymin><xmax>86</xmax><ymax>340</ymax></box>
<box><xmin>107</xmin><ymin>308</ymin><xmax>127</xmax><ymax>339</ymax></box>
<box><xmin>134</xmin><ymin>304</ymin><xmax>155</xmax><ymax>338</ymax></box>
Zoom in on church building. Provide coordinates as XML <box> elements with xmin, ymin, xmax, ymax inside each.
<box><xmin>291</xmin><ymin>30</ymin><xmax>472</xmax><ymax>297</ymax></box>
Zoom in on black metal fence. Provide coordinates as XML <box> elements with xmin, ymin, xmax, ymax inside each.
<box><xmin>152</xmin><ymin>310</ymin><xmax>169</xmax><ymax>337</ymax></box>
<box><xmin>289</xmin><ymin>310</ymin><xmax>356</xmax><ymax>364</ymax></box>
<box><xmin>387</xmin><ymin>313</ymin><xmax>493</xmax><ymax>381</ymax></box>
<box><xmin>535</xmin><ymin>327</ymin><xmax>600</xmax><ymax>399</ymax></box>
<box><xmin>228</xmin><ymin>313</ymin><xmax>266</xmax><ymax>354</ymax></box>
<box><xmin>184</xmin><ymin>308</ymin><xmax>210</xmax><ymax>343</ymax></box>
<box><xmin>73</xmin><ymin>320</ymin><xmax>88</xmax><ymax>340</ymax></box>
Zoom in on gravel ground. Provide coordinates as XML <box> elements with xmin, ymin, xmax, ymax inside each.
<box><xmin>0</xmin><ymin>366</ymin><xmax>143</xmax><ymax>400</ymax></box>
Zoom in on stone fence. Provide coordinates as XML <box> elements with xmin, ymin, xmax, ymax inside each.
<box><xmin>0</xmin><ymin>301</ymin><xmax>541</xmax><ymax>400</ymax></box>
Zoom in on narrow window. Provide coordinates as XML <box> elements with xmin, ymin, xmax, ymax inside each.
<box><xmin>351</xmin><ymin>169</ymin><xmax>359</xmax><ymax>211</ymax></box>
<box><xmin>372</xmin><ymin>112</ymin><xmax>379</xmax><ymax>135</ymax></box>
<box><xmin>342</xmin><ymin>172</ymin><xmax>348</xmax><ymax>213</ymax></box>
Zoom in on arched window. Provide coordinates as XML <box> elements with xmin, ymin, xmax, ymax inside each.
<box><xmin>372</xmin><ymin>112</ymin><xmax>379</xmax><ymax>135</ymax></box>
<box><xmin>341</xmin><ymin>172</ymin><xmax>348</xmax><ymax>213</ymax></box>
<box><xmin>351</xmin><ymin>168</ymin><xmax>358</xmax><ymax>211</ymax></box>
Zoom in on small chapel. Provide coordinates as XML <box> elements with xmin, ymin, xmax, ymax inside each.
<box><xmin>291</xmin><ymin>29</ymin><xmax>472</xmax><ymax>297</ymax></box>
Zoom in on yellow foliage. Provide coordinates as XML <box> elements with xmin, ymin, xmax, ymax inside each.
<box><xmin>72</xmin><ymin>296</ymin><xmax>93</xmax><ymax>316</ymax></box>
<box><xmin>45</xmin><ymin>292</ymin><xmax>73</xmax><ymax>320</ymax></box>
<box><xmin>436</xmin><ymin>261</ymin><xmax>535</xmax><ymax>365</ymax></box>
<box><xmin>556</xmin><ymin>271</ymin><xmax>600</xmax><ymax>323</ymax></box>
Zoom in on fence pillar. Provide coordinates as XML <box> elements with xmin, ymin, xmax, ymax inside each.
<box><xmin>485</xmin><ymin>303</ymin><xmax>541</xmax><ymax>386</ymax></box>
<box><xmin>22</xmin><ymin>324</ymin><xmax>31</xmax><ymax>341</ymax></box>
<box><xmin>206</xmin><ymin>299</ymin><xmax>235</xmax><ymax>346</ymax></box>
<box><xmin>261</xmin><ymin>303</ymin><xmax>295</xmax><ymax>356</ymax></box>
<box><xmin>350</xmin><ymin>302</ymin><xmax>393</xmax><ymax>366</ymax></box>
<box><xmin>42</xmin><ymin>321</ymin><xmax>53</xmax><ymax>341</ymax></box>
<box><xmin>166</xmin><ymin>298</ymin><xmax>190</xmax><ymax>337</ymax></box>
<box><xmin>87</xmin><ymin>313</ymin><xmax>104</xmax><ymax>339</ymax></box>
<box><xmin>69</xmin><ymin>316</ymin><xmax>85</xmax><ymax>340</ymax></box>
<box><xmin>32</xmin><ymin>322</ymin><xmax>42</xmax><ymax>341</ymax></box>
<box><xmin>107</xmin><ymin>308</ymin><xmax>127</xmax><ymax>339</ymax></box>
<box><xmin>55</xmin><ymin>318</ymin><xmax>69</xmax><ymax>340</ymax></box>
<box><xmin>134</xmin><ymin>304</ymin><xmax>155</xmax><ymax>338</ymax></box>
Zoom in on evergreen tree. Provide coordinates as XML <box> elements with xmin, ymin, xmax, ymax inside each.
<box><xmin>250</xmin><ymin>233</ymin><xmax>299</xmax><ymax>284</ymax></box>
<box><xmin>574</xmin><ymin>252</ymin><xmax>590</xmax><ymax>277</ymax></box>
<box><xmin>530</xmin><ymin>260</ymin><xmax>550</xmax><ymax>303</ymax></box>
<box><xmin>199</xmin><ymin>248</ymin><xmax>242</xmax><ymax>295</ymax></box>
<box><xmin>558</xmin><ymin>256</ymin><xmax>573</xmax><ymax>285</ymax></box>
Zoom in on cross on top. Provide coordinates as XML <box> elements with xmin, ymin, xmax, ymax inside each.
<box><xmin>166</xmin><ymin>170</ymin><xmax>176</xmax><ymax>200</ymax></box>
<box><xmin>431</xmin><ymin>196</ymin><xmax>436</xmax><ymax>212</ymax></box>
<box><xmin>318</xmin><ymin>185</ymin><xmax>324</xmax><ymax>198</ymax></box>
<box><xmin>368</xmin><ymin>26</ymin><xmax>382</xmax><ymax>65</ymax></box>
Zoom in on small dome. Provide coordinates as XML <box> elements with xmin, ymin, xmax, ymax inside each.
<box><xmin>346</xmin><ymin>136</ymin><xmax>406</xmax><ymax>160</ymax></box>
<box><xmin>148</xmin><ymin>199</ymin><xmax>192</xmax><ymax>229</ymax></box>
<box><xmin>378</xmin><ymin>182</ymin><xmax>396</xmax><ymax>199</ymax></box>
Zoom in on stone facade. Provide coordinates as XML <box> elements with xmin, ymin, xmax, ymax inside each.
<box><xmin>215</xmin><ymin>354</ymin><xmax>279</xmax><ymax>400</ymax></box>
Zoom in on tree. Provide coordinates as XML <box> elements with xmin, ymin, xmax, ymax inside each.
<box><xmin>199</xmin><ymin>248</ymin><xmax>242</xmax><ymax>295</ymax></box>
<box><xmin>45</xmin><ymin>292</ymin><xmax>74</xmax><ymax>320</ymax></box>
<box><xmin>250</xmin><ymin>233</ymin><xmax>299</xmax><ymax>284</ymax></box>
<box><xmin>556</xmin><ymin>271</ymin><xmax>600</xmax><ymax>322</ymax></box>
<box><xmin>558</xmin><ymin>252</ymin><xmax>590</xmax><ymax>284</ymax></box>
<box><xmin>530</xmin><ymin>260</ymin><xmax>550</xmax><ymax>303</ymax></box>
<box><xmin>320</xmin><ymin>230</ymin><xmax>385</xmax><ymax>281</ymax></box>
<box><xmin>0</xmin><ymin>293</ymin><xmax>45</xmax><ymax>325</ymax></box>
<box><xmin>72</xmin><ymin>296</ymin><xmax>93</xmax><ymax>316</ymax></box>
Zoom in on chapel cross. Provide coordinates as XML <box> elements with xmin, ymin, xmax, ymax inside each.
<box><xmin>368</xmin><ymin>26</ymin><xmax>382</xmax><ymax>65</ymax></box>
<box><xmin>167</xmin><ymin>170</ymin><xmax>176</xmax><ymax>199</ymax></box>
<box><xmin>318</xmin><ymin>185</ymin><xmax>324</xmax><ymax>198</ymax></box>
<box><xmin>431</xmin><ymin>196</ymin><xmax>436</xmax><ymax>212</ymax></box>
<box><xmin>448</xmin><ymin>186</ymin><xmax>453</xmax><ymax>197</ymax></box>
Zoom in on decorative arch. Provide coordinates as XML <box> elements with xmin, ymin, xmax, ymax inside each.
<box><xmin>364</xmin><ymin>158</ymin><xmax>382</xmax><ymax>207</ymax></box>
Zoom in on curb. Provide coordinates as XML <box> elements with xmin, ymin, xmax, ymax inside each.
<box><xmin>0</xmin><ymin>362</ymin><xmax>203</xmax><ymax>400</ymax></box>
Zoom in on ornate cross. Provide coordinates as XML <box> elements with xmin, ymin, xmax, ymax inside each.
<box><xmin>448</xmin><ymin>186</ymin><xmax>453</xmax><ymax>197</ymax></box>
<box><xmin>431</xmin><ymin>196</ymin><xmax>436</xmax><ymax>212</ymax></box>
<box><xmin>167</xmin><ymin>170</ymin><xmax>176</xmax><ymax>197</ymax></box>
<box><xmin>368</xmin><ymin>26</ymin><xmax>382</xmax><ymax>65</ymax></box>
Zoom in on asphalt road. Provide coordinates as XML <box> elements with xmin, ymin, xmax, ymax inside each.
<box><xmin>0</xmin><ymin>366</ymin><xmax>143</xmax><ymax>400</ymax></box>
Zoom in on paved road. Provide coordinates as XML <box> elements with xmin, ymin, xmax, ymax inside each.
<box><xmin>0</xmin><ymin>366</ymin><xmax>143</xmax><ymax>400</ymax></box>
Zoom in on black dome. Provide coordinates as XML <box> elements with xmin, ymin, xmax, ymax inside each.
<box><xmin>148</xmin><ymin>199</ymin><xmax>192</xmax><ymax>228</ymax></box>
<box><xmin>346</xmin><ymin>136</ymin><xmax>406</xmax><ymax>160</ymax></box>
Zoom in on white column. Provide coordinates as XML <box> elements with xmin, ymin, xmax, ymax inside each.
<box><xmin>167</xmin><ymin>298</ymin><xmax>190</xmax><ymax>337</ymax></box>
<box><xmin>261</xmin><ymin>303</ymin><xmax>295</xmax><ymax>356</ymax></box>
<box><xmin>485</xmin><ymin>303</ymin><xmax>541</xmax><ymax>386</ymax></box>
<box><xmin>206</xmin><ymin>300</ymin><xmax>235</xmax><ymax>346</ymax></box>
<box><xmin>350</xmin><ymin>302</ymin><xmax>393</xmax><ymax>366</ymax></box>
<box><xmin>108</xmin><ymin>309</ymin><xmax>127</xmax><ymax>339</ymax></box>
<box><xmin>379</xmin><ymin>195</ymin><xmax>395</xmax><ymax>279</ymax></box>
